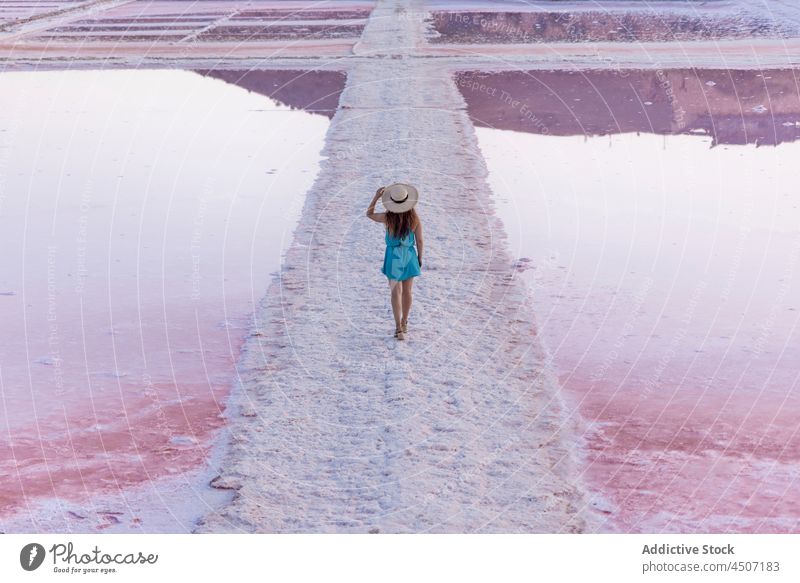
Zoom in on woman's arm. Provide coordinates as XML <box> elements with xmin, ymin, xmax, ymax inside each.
<box><xmin>366</xmin><ymin>187</ymin><xmax>386</xmax><ymax>223</ymax></box>
<box><xmin>414</xmin><ymin>217</ymin><xmax>424</xmax><ymax>268</ymax></box>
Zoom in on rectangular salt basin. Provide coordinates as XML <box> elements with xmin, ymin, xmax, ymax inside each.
<box><xmin>0</xmin><ymin>68</ymin><xmax>339</xmax><ymax>530</ymax></box>
<box><xmin>15</xmin><ymin>1</ymin><xmax>374</xmax><ymax>47</ymax></box>
<box><xmin>427</xmin><ymin>0</ymin><xmax>800</xmax><ymax>44</ymax></box>
<box><xmin>0</xmin><ymin>0</ymin><xmax>80</xmax><ymax>26</ymax></box>
<box><xmin>477</xmin><ymin>127</ymin><xmax>800</xmax><ymax>532</ymax></box>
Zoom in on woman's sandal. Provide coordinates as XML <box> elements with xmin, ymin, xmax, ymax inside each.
<box><xmin>394</xmin><ymin>327</ymin><xmax>405</xmax><ymax>341</ymax></box>
<box><xmin>401</xmin><ymin>320</ymin><xmax>408</xmax><ymax>334</ymax></box>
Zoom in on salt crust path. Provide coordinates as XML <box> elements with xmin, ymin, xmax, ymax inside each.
<box><xmin>194</xmin><ymin>0</ymin><xmax>598</xmax><ymax>533</ymax></box>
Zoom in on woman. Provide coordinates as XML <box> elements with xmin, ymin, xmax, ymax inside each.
<box><xmin>366</xmin><ymin>183</ymin><xmax>424</xmax><ymax>340</ymax></box>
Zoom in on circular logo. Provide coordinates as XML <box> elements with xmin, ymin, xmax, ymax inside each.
<box><xmin>20</xmin><ymin>543</ymin><xmax>46</xmax><ymax>571</ymax></box>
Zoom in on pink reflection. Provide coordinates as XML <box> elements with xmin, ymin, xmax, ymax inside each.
<box><xmin>0</xmin><ymin>68</ymin><xmax>334</xmax><ymax>526</ymax></box>
<box><xmin>456</xmin><ymin>69</ymin><xmax>800</xmax><ymax>146</ymax></box>
<box><xmin>468</xmin><ymin>69</ymin><xmax>800</xmax><ymax>531</ymax></box>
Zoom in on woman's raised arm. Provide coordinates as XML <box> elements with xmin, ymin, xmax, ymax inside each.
<box><xmin>366</xmin><ymin>187</ymin><xmax>386</xmax><ymax>223</ymax></box>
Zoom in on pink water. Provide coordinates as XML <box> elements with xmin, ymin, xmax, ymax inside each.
<box><xmin>464</xmin><ymin>69</ymin><xmax>800</xmax><ymax>532</ymax></box>
<box><xmin>0</xmin><ymin>68</ymin><xmax>334</xmax><ymax>522</ymax></box>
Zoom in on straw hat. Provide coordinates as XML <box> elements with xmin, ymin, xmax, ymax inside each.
<box><xmin>381</xmin><ymin>183</ymin><xmax>419</xmax><ymax>213</ymax></box>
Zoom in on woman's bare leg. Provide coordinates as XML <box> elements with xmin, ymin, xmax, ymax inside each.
<box><xmin>388</xmin><ymin>279</ymin><xmax>403</xmax><ymax>331</ymax></box>
<box><xmin>401</xmin><ymin>277</ymin><xmax>414</xmax><ymax>328</ymax></box>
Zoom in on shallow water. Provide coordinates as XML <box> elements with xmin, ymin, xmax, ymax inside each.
<box><xmin>0</xmin><ymin>68</ymin><xmax>336</xmax><ymax>525</ymax></box>
<box><xmin>432</xmin><ymin>11</ymin><xmax>795</xmax><ymax>44</ymax></box>
<box><xmin>23</xmin><ymin>0</ymin><xmax>374</xmax><ymax>44</ymax></box>
<box><xmin>462</xmin><ymin>69</ymin><xmax>800</xmax><ymax>532</ymax></box>
<box><xmin>0</xmin><ymin>0</ymin><xmax>77</xmax><ymax>27</ymax></box>
<box><xmin>456</xmin><ymin>69</ymin><xmax>800</xmax><ymax>146</ymax></box>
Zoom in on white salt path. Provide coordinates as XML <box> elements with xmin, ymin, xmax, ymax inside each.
<box><xmin>196</xmin><ymin>0</ymin><xmax>597</xmax><ymax>533</ymax></box>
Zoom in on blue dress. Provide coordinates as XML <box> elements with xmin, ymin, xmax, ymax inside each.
<box><xmin>382</xmin><ymin>228</ymin><xmax>421</xmax><ymax>281</ymax></box>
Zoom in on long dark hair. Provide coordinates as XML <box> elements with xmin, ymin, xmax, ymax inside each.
<box><xmin>386</xmin><ymin>208</ymin><xmax>418</xmax><ymax>239</ymax></box>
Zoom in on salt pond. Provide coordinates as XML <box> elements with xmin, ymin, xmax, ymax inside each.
<box><xmin>462</xmin><ymin>68</ymin><xmax>800</xmax><ymax>532</ymax></box>
<box><xmin>0</xmin><ymin>67</ymin><xmax>338</xmax><ymax>530</ymax></box>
